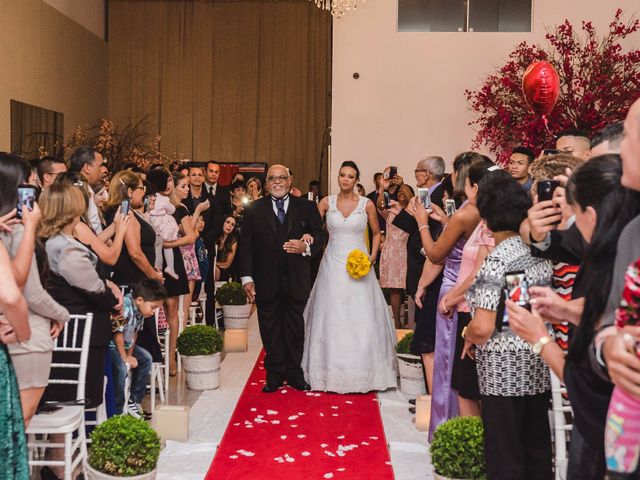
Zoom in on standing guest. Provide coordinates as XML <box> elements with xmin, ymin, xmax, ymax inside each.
<box><xmin>247</xmin><ymin>177</ymin><xmax>263</xmax><ymax>201</ymax></box>
<box><xmin>185</xmin><ymin>165</ymin><xmax>209</xmax><ymax>212</ymax></box>
<box><xmin>377</xmin><ymin>183</ymin><xmax>412</xmax><ymax>328</ymax></box>
<box><xmin>0</xmin><ymin>155</ymin><xmax>69</xmax><ymax>427</ymax></box>
<box><xmin>230</xmin><ymin>180</ymin><xmax>249</xmax><ymax>216</ymax></box>
<box><xmin>393</xmin><ymin>155</ymin><xmax>445</xmax><ymax>393</ymax></box>
<box><xmin>99</xmin><ymin>163</ymin><xmax>110</xmax><ymax>185</ymax></box>
<box><xmin>36</xmin><ymin>156</ymin><xmax>67</xmax><ymax>189</ymax></box>
<box><xmin>413</xmin><ymin>151</ymin><xmax>484</xmax><ymax>439</ymax></box>
<box><xmin>204</xmin><ymin>161</ymin><xmax>231</xmax><ymax>213</ymax></box>
<box><xmin>110</xmin><ymin>279</ymin><xmax>167</xmax><ymax>418</ymax></box>
<box><xmin>0</xmin><ymin>240</ymin><xmax>30</xmax><ymax>480</ymax></box>
<box><xmin>121</xmin><ymin>163</ymin><xmax>148</xmax><ymax>182</ymax></box>
<box><xmin>465</xmin><ymin>174</ymin><xmax>553</xmax><ymax>479</ymax></box>
<box><xmin>508</xmin><ymin>146</ymin><xmax>535</xmax><ymax>194</ymax></box>
<box><xmin>356</xmin><ymin>184</ymin><xmax>366</xmax><ymax>197</ymax></box>
<box><xmin>438</xmin><ymin>161</ymin><xmax>498</xmax><ymax>418</ymax></box>
<box><xmin>590</xmin><ymin>122</ymin><xmax>623</xmax><ymax>157</ymax></box>
<box><xmin>68</xmin><ymin>146</ymin><xmax>105</xmax><ymax>233</ymax></box>
<box><xmin>307</xmin><ymin>180</ymin><xmax>323</xmax><ymax>203</ymax></box>
<box><xmin>40</xmin><ymin>182</ymin><xmax>121</xmax><ymax>410</ymax></box>
<box><xmin>366</xmin><ymin>172</ymin><xmax>385</xmax><ymax>232</ymax></box>
<box><xmin>556</xmin><ymin>129</ymin><xmax>592</xmax><ymax>160</ymax></box>
<box><xmin>215</xmin><ymin>215</ymin><xmax>238</xmax><ymax>282</ymax></box>
<box><xmin>288</xmin><ymin>169</ymin><xmax>303</xmax><ymax>197</ymax></box>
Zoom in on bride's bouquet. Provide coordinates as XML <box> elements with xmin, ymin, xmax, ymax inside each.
<box><xmin>346</xmin><ymin>249</ymin><xmax>371</xmax><ymax>279</ymax></box>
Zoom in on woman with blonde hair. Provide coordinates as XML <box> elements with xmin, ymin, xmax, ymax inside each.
<box><xmin>246</xmin><ymin>176</ymin><xmax>263</xmax><ymax>201</ymax></box>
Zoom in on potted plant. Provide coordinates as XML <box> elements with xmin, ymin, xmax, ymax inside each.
<box><xmin>177</xmin><ymin>325</ymin><xmax>223</xmax><ymax>390</ymax></box>
<box><xmin>396</xmin><ymin>331</ymin><xmax>426</xmax><ymax>398</ymax></box>
<box><xmin>430</xmin><ymin>416</ymin><xmax>486</xmax><ymax>480</ymax></box>
<box><xmin>216</xmin><ymin>281</ymin><xmax>251</xmax><ymax>329</ymax></box>
<box><xmin>84</xmin><ymin>415</ymin><xmax>160</xmax><ymax>479</ymax></box>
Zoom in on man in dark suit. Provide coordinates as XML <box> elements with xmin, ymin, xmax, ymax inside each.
<box><xmin>204</xmin><ymin>161</ymin><xmax>232</xmax><ymax>215</ymax></box>
<box><xmin>238</xmin><ymin>165</ymin><xmax>324</xmax><ymax>393</ymax></box>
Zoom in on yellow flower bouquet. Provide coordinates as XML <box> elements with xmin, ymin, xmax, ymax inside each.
<box><xmin>346</xmin><ymin>249</ymin><xmax>371</xmax><ymax>279</ymax></box>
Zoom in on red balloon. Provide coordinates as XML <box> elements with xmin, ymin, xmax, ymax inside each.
<box><xmin>522</xmin><ymin>61</ymin><xmax>560</xmax><ymax>116</ymax></box>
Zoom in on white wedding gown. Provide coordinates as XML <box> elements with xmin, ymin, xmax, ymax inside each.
<box><xmin>302</xmin><ymin>195</ymin><xmax>398</xmax><ymax>393</ymax></box>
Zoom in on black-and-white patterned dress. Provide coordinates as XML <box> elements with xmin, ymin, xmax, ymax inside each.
<box><xmin>466</xmin><ymin>235</ymin><xmax>553</xmax><ymax>396</ymax></box>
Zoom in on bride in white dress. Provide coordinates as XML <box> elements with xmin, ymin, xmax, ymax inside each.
<box><xmin>302</xmin><ymin>161</ymin><xmax>398</xmax><ymax>393</ymax></box>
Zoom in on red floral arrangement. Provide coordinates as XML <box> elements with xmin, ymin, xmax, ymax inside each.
<box><xmin>465</xmin><ymin>10</ymin><xmax>640</xmax><ymax>165</ymax></box>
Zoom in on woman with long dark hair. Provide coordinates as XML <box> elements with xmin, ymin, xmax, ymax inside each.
<box><xmin>507</xmin><ymin>154</ymin><xmax>640</xmax><ymax>479</ymax></box>
<box><xmin>215</xmin><ymin>215</ymin><xmax>238</xmax><ymax>282</ymax></box>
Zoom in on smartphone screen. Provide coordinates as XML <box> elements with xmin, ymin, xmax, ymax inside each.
<box><xmin>389</xmin><ymin>166</ymin><xmax>398</xmax><ymax>179</ymax></box>
<box><xmin>445</xmin><ymin>199</ymin><xmax>456</xmax><ymax>216</ymax></box>
<box><xmin>383</xmin><ymin>191</ymin><xmax>390</xmax><ymax>209</ymax></box>
<box><xmin>503</xmin><ymin>271</ymin><xmax>530</xmax><ymax>324</ymax></box>
<box><xmin>417</xmin><ymin>188</ymin><xmax>431</xmax><ymax>210</ymax></box>
<box><xmin>537</xmin><ymin>180</ymin><xmax>560</xmax><ymax>202</ymax></box>
<box><xmin>120</xmin><ymin>199</ymin><xmax>130</xmax><ymax>216</ymax></box>
<box><xmin>16</xmin><ymin>185</ymin><xmax>36</xmax><ymax>219</ymax></box>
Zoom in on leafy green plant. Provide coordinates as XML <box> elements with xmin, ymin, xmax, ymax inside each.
<box><xmin>215</xmin><ymin>282</ymin><xmax>247</xmax><ymax>306</ymax></box>
<box><xmin>177</xmin><ymin>325</ymin><xmax>223</xmax><ymax>356</ymax></box>
<box><xmin>396</xmin><ymin>331</ymin><xmax>414</xmax><ymax>354</ymax></box>
<box><xmin>88</xmin><ymin>415</ymin><xmax>160</xmax><ymax>476</ymax></box>
<box><xmin>430</xmin><ymin>416</ymin><xmax>486</xmax><ymax>480</ymax></box>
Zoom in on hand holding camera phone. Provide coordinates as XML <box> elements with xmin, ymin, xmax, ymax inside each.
<box><xmin>445</xmin><ymin>199</ymin><xmax>456</xmax><ymax>216</ymax></box>
<box><xmin>417</xmin><ymin>188</ymin><xmax>431</xmax><ymax>210</ymax></box>
<box><xmin>120</xmin><ymin>199</ymin><xmax>130</xmax><ymax>216</ymax></box>
<box><xmin>537</xmin><ymin>180</ymin><xmax>561</xmax><ymax>226</ymax></box>
<box><xmin>503</xmin><ymin>271</ymin><xmax>531</xmax><ymax>325</ymax></box>
<box><xmin>16</xmin><ymin>185</ymin><xmax>36</xmax><ymax>220</ymax></box>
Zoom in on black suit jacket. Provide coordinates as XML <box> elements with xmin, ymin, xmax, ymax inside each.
<box><xmin>238</xmin><ymin>195</ymin><xmax>324</xmax><ymax>302</ymax></box>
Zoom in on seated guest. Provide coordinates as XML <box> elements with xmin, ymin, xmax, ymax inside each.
<box><xmin>110</xmin><ymin>279</ymin><xmax>167</xmax><ymax>418</ymax></box>
<box><xmin>465</xmin><ymin>173</ymin><xmax>553</xmax><ymax>479</ymax></box>
<box><xmin>39</xmin><ymin>182</ymin><xmax>121</xmax><ymax>411</ymax></box>
<box><xmin>215</xmin><ymin>215</ymin><xmax>238</xmax><ymax>282</ymax></box>
<box><xmin>508</xmin><ymin>146</ymin><xmax>535</xmax><ymax>193</ymax></box>
<box><xmin>1</xmin><ymin>154</ymin><xmax>68</xmax><ymax>427</ymax></box>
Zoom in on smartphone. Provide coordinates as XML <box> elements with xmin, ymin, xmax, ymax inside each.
<box><xmin>417</xmin><ymin>187</ymin><xmax>431</xmax><ymax>210</ymax></box>
<box><xmin>307</xmin><ymin>192</ymin><xmax>314</xmax><ymax>201</ymax></box>
<box><xmin>120</xmin><ymin>198</ymin><xmax>130</xmax><ymax>216</ymax></box>
<box><xmin>389</xmin><ymin>166</ymin><xmax>398</xmax><ymax>179</ymax></box>
<box><xmin>16</xmin><ymin>185</ymin><xmax>36</xmax><ymax>220</ymax></box>
<box><xmin>445</xmin><ymin>199</ymin><xmax>457</xmax><ymax>216</ymax></box>
<box><xmin>143</xmin><ymin>196</ymin><xmax>150</xmax><ymax>211</ymax></box>
<box><xmin>503</xmin><ymin>271</ymin><xmax>530</xmax><ymax>324</ymax></box>
<box><xmin>383</xmin><ymin>191</ymin><xmax>390</xmax><ymax>209</ymax></box>
<box><xmin>537</xmin><ymin>180</ymin><xmax>560</xmax><ymax>202</ymax></box>
<box><xmin>542</xmin><ymin>149</ymin><xmax>559</xmax><ymax>156</ymax></box>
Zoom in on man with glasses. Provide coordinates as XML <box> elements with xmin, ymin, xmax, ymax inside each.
<box><xmin>238</xmin><ymin>165</ymin><xmax>324</xmax><ymax>393</ymax></box>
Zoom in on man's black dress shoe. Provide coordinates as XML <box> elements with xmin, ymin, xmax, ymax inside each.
<box><xmin>408</xmin><ymin>398</ymin><xmax>416</xmax><ymax>405</ymax></box>
<box><xmin>409</xmin><ymin>406</ymin><xmax>416</xmax><ymax>414</ymax></box>
<box><xmin>288</xmin><ymin>380</ymin><xmax>311</xmax><ymax>391</ymax></box>
<box><xmin>262</xmin><ymin>382</ymin><xmax>283</xmax><ymax>393</ymax></box>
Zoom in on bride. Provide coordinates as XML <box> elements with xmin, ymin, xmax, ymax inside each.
<box><xmin>302</xmin><ymin>161</ymin><xmax>398</xmax><ymax>393</ymax></box>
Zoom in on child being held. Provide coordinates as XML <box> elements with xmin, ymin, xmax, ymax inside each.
<box><xmin>146</xmin><ymin>169</ymin><xmax>180</xmax><ymax>280</ymax></box>
<box><xmin>109</xmin><ymin>278</ymin><xmax>168</xmax><ymax>418</ymax></box>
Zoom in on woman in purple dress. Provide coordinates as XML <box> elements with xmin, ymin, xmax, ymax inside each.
<box><xmin>412</xmin><ymin>152</ymin><xmax>484</xmax><ymax>440</ymax></box>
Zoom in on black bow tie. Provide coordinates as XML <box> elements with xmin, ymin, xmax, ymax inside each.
<box><xmin>271</xmin><ymin>195</ymin><xmax>289</xmax><ymax>203</ymax></box>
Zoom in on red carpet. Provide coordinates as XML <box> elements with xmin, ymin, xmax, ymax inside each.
<box><xmin>206</xmin><ymin>352</ymin><xmax>395</xmax><ymax>479</ymax></box>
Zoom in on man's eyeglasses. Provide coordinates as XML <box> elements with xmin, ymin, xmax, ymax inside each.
<box><xmin>266</xmin><ymin>175</ymin><xmax>289</xmax><ymax>183</ymax></box>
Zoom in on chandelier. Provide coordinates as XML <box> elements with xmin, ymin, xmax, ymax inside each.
<box><xmin>309</xmin><ymin>0</ymin><xmax>365</xmax><ymax>18</ymax></box>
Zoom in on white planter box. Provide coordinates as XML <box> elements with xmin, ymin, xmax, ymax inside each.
<box><xmin>83</xmin><ymin>461</ymin><xmax>157</xmax><ymax>480</ymax></box>
<box><xmin>222</xmin><ymin>304</ymin><xmax>251</xmax><ymax>329</ymax></box>
<box><xmin>397</xmin><ymin>353</ymin><xmax>427</xmax><ymax>398</ymax></box>
<box><xmin>182</xmin><ymin>352</ymin><xmax>221</xmax><ymax>390</ymax></box>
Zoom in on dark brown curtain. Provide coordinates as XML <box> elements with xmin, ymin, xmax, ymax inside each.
<box><xmin>108</xmin><ymin>0</ymin><xmax>332</xmax><ymax>190</ymax></box>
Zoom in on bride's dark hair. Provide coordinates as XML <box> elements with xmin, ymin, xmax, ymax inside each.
<box><xmin>340</xmin><ymin>160</ymin><xmax>360</xmax><ymax>180</ymax></box>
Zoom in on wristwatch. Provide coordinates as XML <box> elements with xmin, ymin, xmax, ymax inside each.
<box><xmin>532</xmin><ymin>335</ymin><xmax>553</xmax><ymax>355</ymax></box>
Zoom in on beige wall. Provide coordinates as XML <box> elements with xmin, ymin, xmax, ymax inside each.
<box><xmin>0</xmin><ymin>0</ymin><xmax>108</xmax><ymax>152</ymax></box>
<box><xmin>331</xmin><ymin>0</ymin><xmax>640</xmax><ymax>193</ymax></box>
<box><xmin>44</xmin><ymin>0</ymin><xmax>105</xmax><ymax>40</ymax></box>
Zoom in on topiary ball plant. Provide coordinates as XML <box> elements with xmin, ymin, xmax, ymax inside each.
<box><xmin>177</xmin><ymin>324</ymin><xmax>223</xmax><ymax>356</ymax></box>
<box><xmin>396</xmin><ymin>331</ymin><xmax>414</xmax><ymax>355</ymax></box>
<box><xmin>88</xmin><ymin>415</ymin><xmax>160</xmax><ymax>476</ymax></box>
<box><xmin>430</xmin><ymin>416</ymin><xmax>486</xmax><ymax>480</ymax></box>
<box><xmin>215</xmin><ymin>281</ymin><xmax>247</xmax><ymax>305</ymax></box>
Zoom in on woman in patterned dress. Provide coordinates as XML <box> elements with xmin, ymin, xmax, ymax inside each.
<box><xmin>378</xmin><ymin>184</ymin><xmax>412</xmax><ymax>328</ymax></box>
<box><xmin>465</xmin><ymin>173</ymin><xmax>554</xmax><ymax>479</ymax></box>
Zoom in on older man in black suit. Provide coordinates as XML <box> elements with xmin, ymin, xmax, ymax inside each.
<box><xmin>238</xmin><ymin>165</ymin><xmax>324</xmax><ymax>392</ymax></box>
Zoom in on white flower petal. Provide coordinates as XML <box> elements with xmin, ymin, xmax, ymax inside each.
<box><xmin>324</xmin><ymin>474</ymin><xmax>334</xmax><ymax>479</ymax></box>
<box><xmin>301</xmin><ymin>451</ymin><xmax>311</xmax><ymax>457</ymax></box>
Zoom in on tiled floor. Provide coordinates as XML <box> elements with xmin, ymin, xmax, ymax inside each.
<box><xmin>153</xmin><ymin>314</ymin><xmax>434</xmax><ymax>479</ymax></box>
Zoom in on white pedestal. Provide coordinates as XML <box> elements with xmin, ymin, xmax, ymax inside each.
<box><xmin>152</xmin><ymin>405</ymin><xmax>190</xmax><ymax>442</ymax></box>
